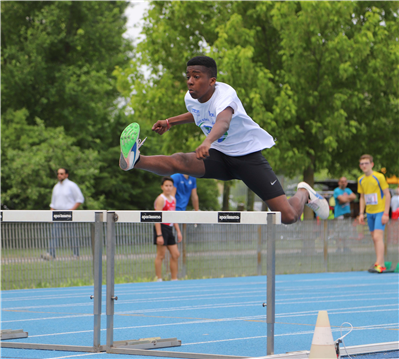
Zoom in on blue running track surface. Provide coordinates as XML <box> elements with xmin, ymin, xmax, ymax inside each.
<box><xmin>1</xmin><ymin>272</ymin><xmax>398</xmax><ymax>359</ymax></box>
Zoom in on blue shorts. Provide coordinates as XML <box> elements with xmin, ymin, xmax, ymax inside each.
<box><xmin>366</xmin><ymin>212</ymin><xmax>386</xmax><ymax>232</ymax></box>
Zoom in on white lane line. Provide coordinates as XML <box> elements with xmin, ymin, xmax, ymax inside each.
<box><xmin>2</xmin><ymin>278</ymin><xmax>397</xmax><ymax>302</ymax></box>
<box><xmin>2</xmin><ymin>314</ymin><xmax>92</xmax><ymax>323</ymax></box>
<box><xmin>3</xmin><ymin>288</ymin><xmax>398</xmax><ymax>312</ymax></box>
<box><xmin>3</xmin><ymin>302</ymin><xmax>397</xmax><ymax>324</ymax></box>
<box><xmin>181</xmin><ymin>324</ymin><xmax>399</xmax><ymax>346</ymax></box>
<box><xmin>49</xmin><ymin>353</ymin><xmax>106</xmax><ymax>359</ymax></box>
<box><xmin>27</xmin><ymin>312</ymin><xmax>398</xmax><ymax>339</ymax></box>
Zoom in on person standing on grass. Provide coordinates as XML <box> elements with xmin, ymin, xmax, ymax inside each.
<box><xmin>42</xmin><ymin>168</ymin><xmax>84</xmax><ymax>260</ymax></box>
<box><xmin>154</xmin><ymin>177</ymin><xmax>182</xmax><ymax>281</ymax></box>
<box><xmin>118</xmin><ymin>56</ymin><xmax>329</xmax><ymax>224</ymax></box>
<box><xmin>357</xmin><ymin>155</ymin><xmax>391</xmax><ymax>273</ymax></box>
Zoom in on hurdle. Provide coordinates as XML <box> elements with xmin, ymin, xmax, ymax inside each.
<box><xmin>105</xmin><ymin>210</ymin><xmax>281</xmax><ymax>358</ymax></box>
<box><xmin>0</xmin><ymin>210</ymin><xmax>107</xmax><ymax>353</ymax></box>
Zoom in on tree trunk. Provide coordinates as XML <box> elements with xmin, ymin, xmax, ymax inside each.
<box><xmin>246</xmin><ymin>188</ymin><xmax>255</xmax><ymax>211</ymax></box>
<box><xmin>303</xmin><ymin>165</ymin><xmax>315</xmax><ymax>220</ymax></box>
<box><xmin>222</xmin><ymin>181</ymin><xmax>231</xmax><ymax>211</ymax></box>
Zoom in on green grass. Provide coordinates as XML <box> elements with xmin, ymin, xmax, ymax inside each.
<box><xmin>2</xmin><ymin>237</ymin><xmax>398</xmax><ymax>290</ymax></box>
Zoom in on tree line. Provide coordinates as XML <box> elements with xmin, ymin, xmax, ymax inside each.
<box><xmin>2</xmin><ymin>1</ymin><xmax>398</xmax><ymax>212</ymax></box>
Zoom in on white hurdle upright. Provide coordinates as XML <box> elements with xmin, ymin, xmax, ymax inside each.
<box><xmin>0</xmin><ymin>210</ymin><xmax>107</xmax><ymax>353</ymax></box>
<box><xmin>105</xmin><ymin>210</ymin><xmax>281</xmax><ymax>358</ymax></box>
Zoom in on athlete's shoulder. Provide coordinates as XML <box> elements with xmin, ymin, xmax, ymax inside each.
<box><xmin>372</xmin><ymin>171</ymin><xmax>386</xmax><ymax>180</ymax></box>
<box><xmin>373</xmin><ymin>171</ymin><xmax>389</xmax><ymax>188</ymax></box>
<box><xmin>216</xmin><ymin>82</ymin><xmax>237</xmax><ymax>96</ymax></box>
<box><xmin>170</xmin><ymin>173</ymin><xmax>180</xmax><ymax>181</ymax></box>
<box><xmin>357</xmin><ymin>175</ymin><xmax>365</xmax><ymax>183</ymax></box>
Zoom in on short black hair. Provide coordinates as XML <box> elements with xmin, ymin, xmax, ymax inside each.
<box><xmin>187</xmin><ymin>56</ymin><xmax>217</xmax><ymax>79</ymax></box>
<box><xmin>161</xmin><ymin>176</ymin><xmax>174</xmax><ymax>185</ymax></box>
<box><xmin>58</xmin><ymin>168</ymin><xmax>69</xmax><ymax>175</ymax></box>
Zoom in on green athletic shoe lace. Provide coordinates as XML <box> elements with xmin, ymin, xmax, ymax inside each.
<box><xmin>120</xmin><ymin>123</ymin><xmax>140</xmax><ymax>158</ymax></box>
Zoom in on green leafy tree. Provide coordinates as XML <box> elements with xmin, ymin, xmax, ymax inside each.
<box><xmin>1</xmin><ymin>1</ymin><xmax>168</xmax><ymax>210</ymax></box>
<box><xmin>117</xmin><ymin>1</ymin><xmax>398</xmax><ymax>217</ymax></box>
<box><xmin>1</xmin><ymin>109</ymin><xmax>103</xmax><ymax>209</ymax></box>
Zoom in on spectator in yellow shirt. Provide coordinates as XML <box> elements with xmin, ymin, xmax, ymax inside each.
<box><xmin>357</xmin><ymin>154</ymin><xmax>391</xmax><ymax>273</ymax></box>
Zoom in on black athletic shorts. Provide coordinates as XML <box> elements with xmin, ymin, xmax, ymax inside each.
<box><xmin>201</xmin><ymin>149</ymin><xmax>285</xmax><ymax>201</ymax></box>
<box><xmin>153</xmin><ymin>224</ymin><xmax>177</xmax><ymax>246</ymax></box>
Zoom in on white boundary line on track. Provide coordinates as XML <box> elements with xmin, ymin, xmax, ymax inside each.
<box><xmin>26</xmin><ymin>322</ymin><xmax>398</xmax><ymax>343</ymax></box>
<box><xmin>26</xmin><ymin>314</ymin><xmax>399</xmax><ymax>339</ymax></box>
<box><xmin>49</xmin><ymin>353</ymin><xmax>106</xmax><ymax>359</ymax></box>
<box><xmin>4</xmin><ymin>293</ymin><xmax>398</xmax><ymax>313</ymax></box>
<box><xmin>3</xmin><ymin>280</ymin><xmax>397</xmax><ymax>302</ymax></box>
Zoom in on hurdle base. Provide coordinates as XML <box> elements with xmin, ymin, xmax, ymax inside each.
<box><xmin>0</xmin><ymin>342</ymin><xmax>106</xmax><ymax>352</ymax></box>
<box><xmin>113</xmin><ymin>337</ymin><xmax>181</xmax><ymax>350</ymax></box>
<box><xmin>107</xmin><ymin>347</ymin><xmax>249</xmax><ymax>359</ymax></box>
<box><xmin>0</xmin><ymin>329</ymin><xmax>28</xmax><ymax>340</ymax></box>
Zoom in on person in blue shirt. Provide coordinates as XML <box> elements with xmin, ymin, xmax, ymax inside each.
<box><xmin>333</xmin><ymin>177</ymin><xmax>356</xmax><ymax>253</ymax></box>
<box><xmin>170</xmin><ymin>174</ymin><xmax>199</xmax><ymax>211</ymax></box>
<box><xmin>334</xmin><ymin>177</ymin><xmax>356</xmax><ymax>219</ymax></box>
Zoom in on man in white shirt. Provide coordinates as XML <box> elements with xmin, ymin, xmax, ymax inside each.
<box><xmin>41</xmin><ymin>168</ymin><xmax>84</xmax><ymax>260</ymax></box>
<box><xmin>118</xmin><ymin>56</ymin><xmax>329</xmax><ymax>224</ymax></box>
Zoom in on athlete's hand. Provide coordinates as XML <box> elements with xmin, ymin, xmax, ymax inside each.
<box><xmin>196</xmin><ymin>140</ymin><xmax>212</xmax><ymax>160</ymax></box>
<box><xmin>152</xmin><ymin>120</ymin><xmax>169</xmax><ymax>135</ymax></box>
<box><xmin>382</xmin><ymin>214</ymin><xmax>389</xmax><ymax>225</ymax></box>
<box><xmin>177</xmin><ymin>232</ymin><xmax>182</xmax><ymax>243</ymax></box>
<box><xmin>358</xmin><ymin>213</ymin><xmax>365</xmax><ymax>225</ymax></box>
<box><xmin>157</xmin><ymin>236</ymin><xmax>164</xmax><ymax>245</ymax></box>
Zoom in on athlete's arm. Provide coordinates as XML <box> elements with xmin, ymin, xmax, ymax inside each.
<box><xmin>70</xmin><ymin>202</ymin><xmax>82</xmax><ymax>210</ymax></box>
<box><xmin>382</xmin><ymin>188</ymin><xmax>391</xmax><ymax>224</ymax></box>
<box><xmin>152</xmin><ymin>112</ymin><xmax>195</xmax><ymax>135</ymax></box>
<box><xmin>196</xmin><ymin>107</ymin><xmax>233</xmax><ymax>159</ymax></box>
<box><xmin>337</xmin><ymin>193</ymin><xmax>349</xmax><ymax>204</ymax></box>
<box><xmin>154</xmin><ymin>195</ymin><xmax>165</xmax><ymax>245</ymax></box>
<box><xmin>174</xmin><ymin>223</ymin><xmax>182</xmax><ymax>243</ymax></box>
<box><xmin>348</xmin><ymin>192</ymin><xmax>357</xmax><ymax>201</ymax></box>
<box><xmin>191</xmin><ymin>188</ymin><xmax>199</xmax><ymax>211</ymax></box>
<box><xmin>359</xmin><ymin>193</ymin><xmax>365</xmax><ymax>224</ymax></box>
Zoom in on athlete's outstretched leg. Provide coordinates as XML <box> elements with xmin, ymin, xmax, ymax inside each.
<box><xmin>136</xmin><ymin>153</ymin><xmax>205</xmax><ymax>178</ymax></box>
<box><xmin>119</xmin><ymin>122</ymin><xmax>205</xmax><ymax>177</ymax></box>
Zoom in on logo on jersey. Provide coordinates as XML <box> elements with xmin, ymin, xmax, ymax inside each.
<box><xmin>199</xmin><ymin>120</ymin><xmax>228</xmax><ymax>143</ymax></box>
<box><xmin>191</xmin><ymin>108</ymin><xmax>200</xmax><ymax>115</ymax></box>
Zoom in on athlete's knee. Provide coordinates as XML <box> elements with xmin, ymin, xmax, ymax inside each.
<box><xmin>171</xmin><ymin>251</ymin><xmax>180</xmax><ymax>260</ymax></box>
<box><xmin>156</xmin><ymin>252</ymin><xmax>165</xmax><ymax>261</ymax></box>
<box><xmin>281</xmin><ymin>211</ymin><xmax>299</xmax><ymax>225</ymax></box>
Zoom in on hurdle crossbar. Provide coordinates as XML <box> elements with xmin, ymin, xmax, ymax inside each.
<box><xmin>106</xmin><ymin>211</ymin><xmax>280</xmax><ymax>357</ymax></box>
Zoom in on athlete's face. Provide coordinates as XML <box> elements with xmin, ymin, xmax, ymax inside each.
<box><xmin>186</xmin><ymin>66</ymin><xmax>216</xmax><ymax>103</ymax></box>
<box><xmin>359</xmin><ymin>160</ymin><xmax>374</xmax><ymax>174</ymax></box>
<box><xmin>161</xmin><ymin>180</ymin><xmax>174</xmax><ymax>196</ymax></box>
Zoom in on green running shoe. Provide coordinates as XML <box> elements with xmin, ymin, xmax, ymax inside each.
<box><xmin>119</xmin><ymin>123</ymin><xmax>146</xmax><ymax>171</ymax></box>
